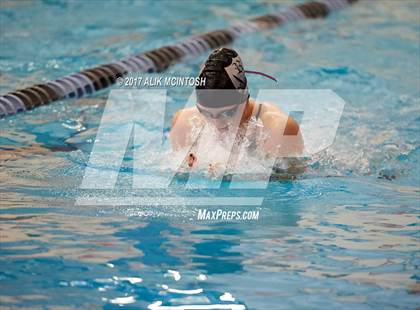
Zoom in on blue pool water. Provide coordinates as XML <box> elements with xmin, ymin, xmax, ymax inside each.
<box><xmin>1</xmin><ymin>0</ymin><xmax>419</xmax><ymax>309</ymax></box>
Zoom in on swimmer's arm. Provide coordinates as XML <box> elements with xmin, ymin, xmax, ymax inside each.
<box><xmin>169</xmin><ymin>110</ymin><xmax>189</xmax><ymax>151</ymax></box>
<box><xmin>260</xmin><ymin>110</ymin><xmax>304</xmax><ymax>157</ymax></box>
<box><xmin>170</xmin><ymin>107</ymin><xmax>203</xmax><ymax>151</ymax></box>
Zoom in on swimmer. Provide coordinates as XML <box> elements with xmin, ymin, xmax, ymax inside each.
<box><xmin>170</xmin><ymin>48</ymin><xmax>304</xmax><ymax>164</ymax></box>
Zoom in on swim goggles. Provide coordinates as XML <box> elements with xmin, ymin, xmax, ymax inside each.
<box><xmin>197</xmin><ymin>94</ymin><xmax>249</xmax><ymax>119</ymax></box>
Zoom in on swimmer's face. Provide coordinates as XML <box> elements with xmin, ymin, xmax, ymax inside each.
<box><xmin>196</xmin><ymin>101</ymin><xmax>246</xmax><ymax>132</ymax></box>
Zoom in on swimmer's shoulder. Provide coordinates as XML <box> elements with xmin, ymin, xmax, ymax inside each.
<box><xmin>171</xmin><ymin>107</ymin><xmax>201</xmax><ymax>127</ymax></box>
<box><xmin>170</xmin><ymin>107</ymin><xmax>203</xmax><ymax>150</ymax></box>
<box><xmin>255</xmin><ymin>101</ymin><xmax>282</xmax><ymax>115</ymax></box>
<box><xmin>254</xmin><ymin>101</ymin><xmax>300</xmax><ymax>135</ymax></box>
<box><xmin>170</xmin><ymin>107</ymin><xmax>195</xmax><ymax>150</ymax></box>
<box><xmin>250</xmin><ymin>100</ymin><xmax>285</xmax><ymax>120</ymax></box>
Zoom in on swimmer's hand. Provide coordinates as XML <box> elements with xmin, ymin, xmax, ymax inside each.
<box><xmin>187</xmin><ymin>153</ymin><xmax>196</xmax><ymax>168</ymax></box>
<box><xmin>207</xmin><ymin>162</ymin><xmax>223</xmax><ymax>178</ymax></box>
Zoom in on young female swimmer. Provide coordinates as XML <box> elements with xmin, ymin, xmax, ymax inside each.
<box><xmin>170</xmin><ymin>48</ymin><xmax>304</xmax><ymax>174</ymax></box>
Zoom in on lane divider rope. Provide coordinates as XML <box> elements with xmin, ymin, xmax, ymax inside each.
<box><xmin>0</xmin><ymin>0</ymin><xmax>358</xmax><ymax>118</ymax></box>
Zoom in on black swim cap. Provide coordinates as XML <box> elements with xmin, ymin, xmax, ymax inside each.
<box><xmin>196</xmin><ymin>48</ymin><xmax>249</xmax><ymax>108</ymax></box>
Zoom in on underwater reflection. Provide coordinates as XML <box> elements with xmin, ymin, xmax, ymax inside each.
<box><xmin>191</xmin><ymin>225</ymin><xmax>244</xmax><ymax>275</ymax></box>
<box><xmin>113</xmin><ymin>220</ymin><xmax>183</xmax><ymax>267</ymax></box>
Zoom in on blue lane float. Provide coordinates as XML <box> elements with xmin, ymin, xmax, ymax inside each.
<box><xmin>0</xmin><ymin>0</ymin><xmax>358</xmax><ymax>118</ymax></box>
